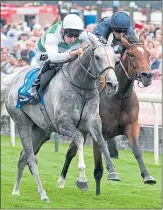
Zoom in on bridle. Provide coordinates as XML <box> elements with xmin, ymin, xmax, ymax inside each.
<box><xmin>61</xmin><ymin>44</ymin><xmax>116</xmax><ymax>99</ymax></box>
<box><xmin>119</xmin><ymin>43</ymin><xmax>146</xmax><ymax>81</ymax></box>
<box><xmin>77</xmin><ymin>44</ymin><xmax>115</xmax><ymax>80</ymax></box>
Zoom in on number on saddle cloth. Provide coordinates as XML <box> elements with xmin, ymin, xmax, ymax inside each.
<box><xmin>16</xmin><ymin>68</ymin><xmax>41</xmax><ymax>109</ymax></box>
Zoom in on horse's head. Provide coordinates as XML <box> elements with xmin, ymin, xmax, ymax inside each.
<box><xmin>120</xmin><ymin>35</ymin><xmax>153</xmax><ymax>87</ymax></box>
<box><xmin>85</xmin><ymin>35</ymin><xmax>119</xmax><ymax>94</ymax></box>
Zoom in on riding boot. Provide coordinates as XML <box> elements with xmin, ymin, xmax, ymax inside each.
<box><xmin>29</xmin><ymin>73</ymin><xmax>41</xmax><ymax>104</ymax></box>
<box><xmin>31</xmin><ymin>60</ymin><xmax>50</xmax><ymax>90</ymax></box>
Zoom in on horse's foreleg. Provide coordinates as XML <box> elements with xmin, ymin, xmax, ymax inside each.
<box><xmin>58</xmin><ymin>141</ymin><xmax>78</xmax><ymax>188</ymax></box>
<box><xmin>58</xmin><ymin>124</ymin><xmax>88</xmax><ymax>191</ymax></box>
<box><xmin>93</xmin><ymin>140</ymin><xmax>103</xmax><ymax>195</ymax></box>
<box><xmin>124</xmin><ymin>120</ymin><xmax>156</xmax><ymax>184</ymax></box>
<box><xmin>90</xmin><ymin>117</ymin><xmax>120</xmax><ymax>190</ymax></box>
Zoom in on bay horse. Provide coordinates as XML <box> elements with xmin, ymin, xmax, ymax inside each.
<box><xmin>5</xmin><ymin>36</ymin><xmax>119</xmax><ymax>202</ymax></box>
<box><xmin>58</xmin><ymin>35</ymin><xmax>156</xmax><ymax>195</ymax></box>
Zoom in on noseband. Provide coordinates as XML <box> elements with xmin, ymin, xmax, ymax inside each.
<box><xmin>119</xmin><ymin>43</ymin><xmax>145</xmax><ymax>80</ymax></box>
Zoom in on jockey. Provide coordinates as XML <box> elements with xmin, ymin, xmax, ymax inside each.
<box><xmin>33</xmin><ymin>13</ymin><xmax>96</xmax><ymax>96</ymax></box>
<box><xmin>92</xmin><ymin>11</ymin><xmax>135</xmax><ymax>159</ymax></box>
<box><xmin>93</xmin><ymin>11</ymin><xmax>135</xmax><ymax>56</ymax></box>
<box><xmin>35</xmin><ymin>14</ymin><xmax>86</xmax><ymax>68</ymax></box>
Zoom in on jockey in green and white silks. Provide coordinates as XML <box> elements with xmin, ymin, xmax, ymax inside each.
<box><xmin>35</xmin><ymin>14</ymin><xmax>94</xmax><ymax>68</ymax></box>
<box><xmin>30</xmin><ymin>13</ymin><xmax>99</xmax><ymax>103</ymax></box>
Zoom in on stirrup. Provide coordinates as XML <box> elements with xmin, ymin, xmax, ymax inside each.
<box><xmin>29</xmin><ymin>92</ymin><xmax>40</xmax><ymax>105</ymax></box>
<box><xmin>31</xmin><ymin>73</ymin><xmax>41</xmax><ymax>87</ymax></box>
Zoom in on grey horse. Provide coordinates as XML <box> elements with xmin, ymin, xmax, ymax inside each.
<box><xmin>5</xmin><ymin>37</ymin><xmax>119</xmax><ymax>202</ymax></box>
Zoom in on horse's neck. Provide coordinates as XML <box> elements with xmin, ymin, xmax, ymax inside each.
<box><xmin>68</xmin><ymin>51</ymin><xmax>97</xmax><ymax>90</ymax></box>
<box><xmin>116</xmin><ymin>58</ymin><xmax>134</xmax><ymax>98</ymax></box>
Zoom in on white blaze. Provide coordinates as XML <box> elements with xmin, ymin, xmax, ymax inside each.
<box><xmin>137</xmin><ymin>47</ymin><xmax>144</xmax><ymax>55</ymax></box>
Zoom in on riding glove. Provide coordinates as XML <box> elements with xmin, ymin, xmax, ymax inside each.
<box><xmin>70</xmin><ymin>48</ymin><xmax>83</xmax><ymax>56</ymax></box>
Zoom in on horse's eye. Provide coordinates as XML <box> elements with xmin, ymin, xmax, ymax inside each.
<box><xmin>130</xmin><ymin>53</ymin><xmax>135</xmax><ymax>58</ymax></box>
<box><xmin>95</xmin><ymin>55</ymin><xmax>100</xmax><ymax>60</ymax></box>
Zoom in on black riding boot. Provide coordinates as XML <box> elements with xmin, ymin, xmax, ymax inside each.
<box><xmin>29</xmin><ymin>60</ymin><xmax>52</xmax><ymax>104</ymax></box>
<box><xmin>29</xmin><ymin>61</ymin><xmax>60</xmax><ymax>104</ymax></box>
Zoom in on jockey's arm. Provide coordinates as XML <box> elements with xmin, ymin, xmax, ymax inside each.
<box><xmin>92</xmin><ymin>17</ymin><xmax>135</xmax><ymax>40</ymax></box>
<box><xmin>92</xmin><ymin>17</ymin><xmax>112</xmax><ymax>40</ymax></box>
<box><xmin>45</xmin><ymin>33</ymin><xmax>71</xmax><ymax>63</ymax></box>
<box><xmin>79</xmin><ymin>31</ymin><xmax>103</xmax><ymax>46</ymax></box>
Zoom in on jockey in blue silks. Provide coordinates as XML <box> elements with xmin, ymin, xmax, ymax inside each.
<box><xmin>93</xmin><ymin>11</ymin><xmax>136</xmax><ymax>159</ymax></box>
<box><xmin>93</xmin><ymin>11</ymin><xmax>135</xmax><ymax>55</ymax></box>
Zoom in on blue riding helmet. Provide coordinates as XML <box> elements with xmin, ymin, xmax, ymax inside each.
<box><xmin>111</xmin><ymin>11</ymin><xmax>131</xmax><ymax>33</ymax></box>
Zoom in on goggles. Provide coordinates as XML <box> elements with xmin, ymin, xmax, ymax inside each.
<box><xmin>64</xmin><ymin>29</ymin><xmax>82</xmax><ymax>38</ymax></box>
<box><xmin>113</xmin><ymin>28</ymin><xmax>127</xmax><ymax>33</ymax></box>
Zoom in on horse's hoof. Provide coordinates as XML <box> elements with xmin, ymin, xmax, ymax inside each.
<box><xmin>12</xmin><ymin>191</ymin><xmax>20</xmax><ymax>196</ymax></box>
<box><xmin>57</xmin><ymin>176</ymin><xmax>65</xmax><ymax>188</ymax></box>
<box><xmin>76</xmin><ymin>180</ymin><xmax>89</xmax><ymax>191</ymax></box>
<box><xmin>108</xmin><ymin>172</ymin><xmax>120</xmax><ymax>181</ymax></box>
<box><xmin>96</xmin><ymin>191</ymin><xmax>100</xmax><ymax>196</ymax></box>
<box><xmin>144</xmin><ymin>175</ymin><xmax>156</xmax><ymax>185</ymax></box>
<box><xmin>41</xmin><ymin>197</ymin><xmax>50</xmax><ymax>202</ymax></box>
<box><xmin>40</xmin><ymin>190</ymin><xmax>49</xmax><ymax>202</ymax></box>
<box><xmin>111</xmin><ymin>156</ymin><xmax>119</xmax><ymax>159</ymax></box>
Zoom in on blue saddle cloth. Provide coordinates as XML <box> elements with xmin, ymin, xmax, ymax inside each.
<box><xmin>16</xmin><ymin>68</ymin><xmax>44</xmax><ymax>109</ymax></box>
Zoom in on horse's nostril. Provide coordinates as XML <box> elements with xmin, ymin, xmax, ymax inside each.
<box><xmin>141</xmin><ymin>73</ymin><xmax>148</xmax><ymax>78</ymax></box>
<box><xmin>106</xmin><ymin>82</ymin><xmax>113</xmax><ymax>88</ymax></box>
<box><xmin>141</xmin><ymin>72</ymin><xmax>153</xmax><ymax>79</ymax></box>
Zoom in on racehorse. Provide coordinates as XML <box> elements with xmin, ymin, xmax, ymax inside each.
<box><xmin>58</xmin><ymin>35</ymin><xmax>156</xmax><ymax>195</ymax></box>
<box><xmin>5</xmin><ymin>36</ymin><xmax>119</xmax><ymax>202</ymax></box>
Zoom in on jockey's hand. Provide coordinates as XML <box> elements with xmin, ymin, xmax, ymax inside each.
<box><xmin>99</xmin><ymin>36</ymin><xmax>107</xmax><ymax>44</ymax></box>
<box><xmin>77</xmin><ymin>48</ymin><xmax>83</xmax><ymax>55</ymax></box>
<box><xmin>70</xmin><ymin>48</ymin><xmax>83</xmax><ymax>56</ymax></box>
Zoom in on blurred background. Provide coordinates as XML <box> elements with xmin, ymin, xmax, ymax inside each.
<box><xmin>1</xmin><ymin>1</ymin><xmax>162</xmax><ymax>27</ymax></box>
<box><xmin>1</xmin><ymin>1</ymin><xmax>162</xmax><ymax>153</ymax></box>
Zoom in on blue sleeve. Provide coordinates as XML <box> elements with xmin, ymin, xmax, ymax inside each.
<box><xmin>126</xmin><ymin>25</ymin><xmax>135</xmax><ymax>35</ymax></box>
<box><xmin>93</xmin><ymin>17</ymin><xmax>112</xmax><ymax>40</ymax></box>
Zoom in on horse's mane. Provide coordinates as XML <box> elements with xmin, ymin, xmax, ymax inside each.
<box><xmin>123</xmin><ymin>34</ymin><xmax>139</xmax><ymax>44</ymax></box>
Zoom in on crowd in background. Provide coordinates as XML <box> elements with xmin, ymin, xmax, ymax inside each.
<box><xmin>1</xmin><ymin>15</ymin><xmax>162</xmax><ymax>81</ymax></box>
<box><xmin>134</xmin><ymin>21</ymin><xmax>162</xmax><ymax>79</ymax></box>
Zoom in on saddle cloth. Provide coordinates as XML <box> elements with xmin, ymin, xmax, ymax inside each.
<box><xmin>16</xmin><ymin>68</ymin><xmax>43</xmax><ymax>109</ymax></box>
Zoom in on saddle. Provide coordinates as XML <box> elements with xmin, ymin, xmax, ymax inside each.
<box><xmin>16</xmin><ymin>61</ymin><xmax>61</xmax><ymax>108</ymax></box>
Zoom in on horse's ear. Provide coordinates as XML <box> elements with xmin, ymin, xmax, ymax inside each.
<box><xmin>139</xmin><ymin>32</ymin><xmax>145</xmax><ymax>45</ymax></box>
<box><xmin>107</xmin><ymin>40</ymin><xmax>112</xmax><ymax>46</ymax></box>
<box><xmin>121</xmin><ymin>36</ymin><xmax>131</xmax><ymax>49</ymax></box>
<box><xmin>88</xmin><ymin>33</ymin><xmax>99</xmax><ymax>46</ymax></box>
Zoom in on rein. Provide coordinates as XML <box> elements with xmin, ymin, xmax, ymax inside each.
<box><xmin>119</xmin><ymin>43</ymin><xmax>145</xmax><ymax>81</ymax></box>
<box><xmin>115</xmin><ymin>42</ymin><xmax>145</xmax><ymax>99</ymax></box>
<box><xmin>77</xmin><ymin>45</ymin><xmax>115</xmax><ymax>94</ymax></box>
<box><xmin>77</xmin><ymin>45</ymin><xmax>115</xmax><ymax>80</ymax></box>
<box><xmin>61</xmin><ymin>62</ymin><xmax>98</xmax><ymax>101</ymax></box>
<box><xmin>62</xmin><ymin>44</ymin><xmax>116</xmax><ymax>99</ymax></box>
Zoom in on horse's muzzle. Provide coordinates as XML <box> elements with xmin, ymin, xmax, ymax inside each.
<box><xmin>106</xmin><ymin>81</ymin><xmax>119</xmax><ymax>95</ymax></box>
<box><xmin>140</xmin><ymin>71</ymin><xmax>153</xmax><ymax>87</ymax></box>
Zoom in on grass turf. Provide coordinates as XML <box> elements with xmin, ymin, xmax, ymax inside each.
<box><xmin>1</xmin><ymin>135</ymin><xmax>162</xmax><ymax>209</ymax></box>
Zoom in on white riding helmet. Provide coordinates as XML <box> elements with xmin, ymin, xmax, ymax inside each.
<box><xmin>62</xmin><ymin>14</ymin><xmax>84</xmax><ymax>31</ymax></box>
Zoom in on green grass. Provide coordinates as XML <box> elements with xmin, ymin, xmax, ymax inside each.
<box><xmin>1</xmin><ymin>135</ymin><xmax>162</xmax><ymax>209</ymax></box>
